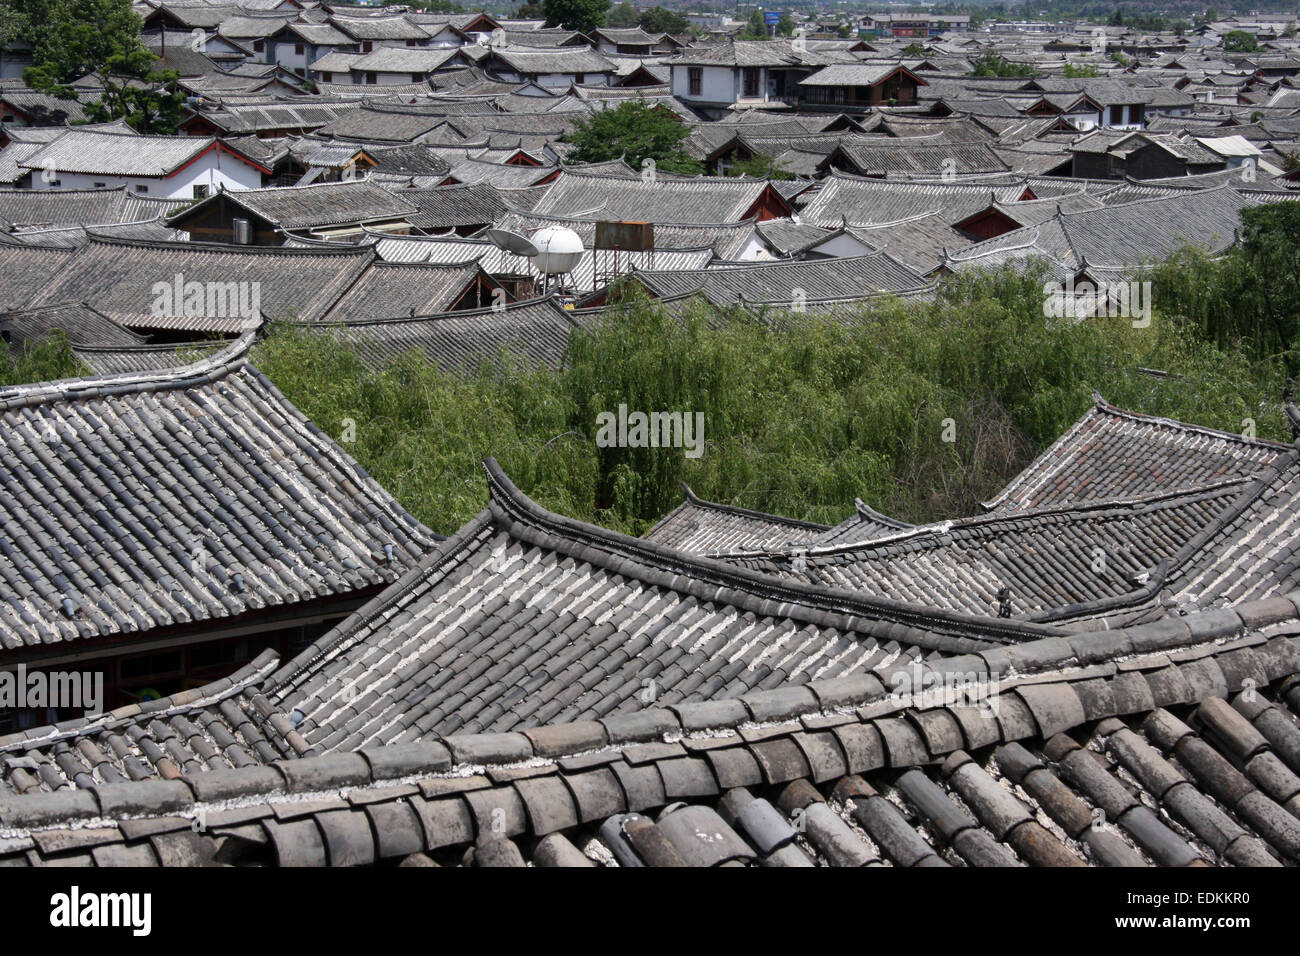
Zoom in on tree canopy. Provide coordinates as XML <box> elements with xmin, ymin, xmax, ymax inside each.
<box><xmin>639</xmin><ymin>6</ymin><xmax>689</xmax><ymax>34</ymax></box>
<box><xmin>737</xmin><ymin>9</ymin><xmax>770</xmax><ymax>40</ymax></box>
<box><xmin>564</xmin><ymin>99</ymin><xmax>702</xmax><ymax>174</ymax></box>
<box><xmin>10</xmin><ymin>0</ymin><xmax>185</xmax><ymax>132</ymax></box>
<box><xmin>969</xmin><ymin>50</ymin><xmax>1037</xmax><ymax>77</ymax></box>
<box><xmin>606</xmin><ymin>2</ymin><xmax>638</xmax><ymax>27</ymax></box>
<box><xmin>542</xmin><ymin>0</ymin><xmax>610</xmax><ymax>33</ymax></box>
<box><xmin>1223</xmin><ymin>29</ymin><xmax>1259</xmax><ymax>52</ymax></box>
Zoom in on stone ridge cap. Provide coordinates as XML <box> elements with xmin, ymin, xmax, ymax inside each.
<box><xmin>0</xmin><ymin>323</ymin><xmax>259</xmax><ymax>412</ymax></box>
<box><xmin>675</xmin><ymin>482</ymin><xmax>833</xmax><ymax>532</ymax></box>
<box><xmin>0</xmin><ymin>649</ymin><xmax>280</xmax><ymax>753</ymax></box>
<box><xmin>2</xmin><ymin>621</ymin><xmax>1297</xmax><ymax>833</ymax></box>
<box><xmin>1090</xmin><ymin>391</ymin><xmax>1293</xmax><ymax>449</ymax></box>
<box><xmin>715</xmin><ymin>475</ymin><xmax>1254</xmax><ymax>561</ymax></box>
<box><xmin>480</xmin><ymin>457</ymin><xmax>1065</xmax><ymax>645</ymax></box>
<box><xmin>1019</xmin><ymin>558</ymin><xmax>1169</xmax><ymax>624</ymax></box>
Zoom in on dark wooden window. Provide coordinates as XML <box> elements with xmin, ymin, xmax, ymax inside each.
<box><xmin>688</xmin><ymin>66</ymin><xmax>702</xmax><ymax>96</ymax></box>
<box><xmin>743</xmin><ymin>67</ymin><xmax>760</xmax><ymax>97</ymax></box>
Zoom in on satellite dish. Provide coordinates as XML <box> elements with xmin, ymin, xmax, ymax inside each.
<box><xmin>486</xmin><ymin>228</ymin><xmax>539</xmax><ymax>257</ymax></box>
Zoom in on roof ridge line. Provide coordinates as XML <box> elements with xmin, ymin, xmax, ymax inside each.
<box><xmin>0</xmin><ymin>323</ymin><xmax>260</xmax><ymax>412</ymax></box>
<box><xmin>728</xmin><ymin>475</ymin><xmax>1259</xmax><ymax>561</ymax></box>
<box><xmin>4</xmin><ymin>613</ymin><xmax>1296</xmax><ymax>825</ymax></box>
<box><xmin>481</xmin><ymin>458</ymin><xmax>1065</xmax><ymax>645</ymax></box>
<box><xmin>1090</xmin><ymin>393</ymin><xmax>1292</xmax><ymax>448</ymax></box>
<box><xmin>671</xmin><ymin>483</ymin><xmax>832</xmax><ymax>531</ymax></box>
<box><xmin>0</xmin><ymin>649</ymin><xmax>280</xmax><ymax>754</ymax></box>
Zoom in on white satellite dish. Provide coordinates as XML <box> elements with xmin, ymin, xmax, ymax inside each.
<box><xmin>486</xmin><ymin>228</ymin><xmax>539</xmax><ymax>257</ymax></box>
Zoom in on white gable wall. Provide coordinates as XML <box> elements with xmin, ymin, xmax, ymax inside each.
<box><xmin>30</xmin><ymin>150</ymin><xmax>264</xmax><ymax>199</ymax></box>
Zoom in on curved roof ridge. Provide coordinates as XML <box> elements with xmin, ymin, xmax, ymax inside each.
<box><xmin>505</xmin><ymin>208</ymin><xmax>760</xmax><ymax>230</ymax></box>
<box><xmin>0</xmin><ymin>649</ymin><xmax>280</xmax><ymax>754</ymax></box>
<box><xmin>1091</xmin><ymin>391</ymin><xmax>1292</xmax><ymax>449</ymax></box>
<box><xmin>945</xmin><ymin>225</ymin><xmax>1051</xmax><ymax>259</ymax></box>
<box><xmin>853</xmin><ymin>496</ymin><xmax>914</xmax><ymax>529</ymax></box>
<box><xmin>0</xmin><ymin>322</ymin><xmax>259</xmax><ymax>412</ymax></box>
<box><xmin>80</xmin><ymin>232</ymin><xmax>379</xmax><ymax>258</ymax></box>
<box><xmin>1059</xmin><ymin>181</ymin><xmax>1241</xmax><ymax>216</ymax></box>
<box><xmin>481</xmin><ymin>458</ymin><xmax>1065</xmax><ymax>644</ymax></box>
<box><xmin>291</xmin><ymin>293</ymin><xmax>575</xmax><ymax>328</ymax></box>
<box><xmin>674</xmin><ymin>482</ymin><xmax>831</xmax><ymax>531</ymax></box>
<box><xmin>720</xmin><ymin>475</ymin><xmax>1257</xmax><ymax>562</ymax></box>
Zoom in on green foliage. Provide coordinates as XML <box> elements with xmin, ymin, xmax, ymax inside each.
<box><xmin>1110</xmin><ymin>50</ymin><xmax>1130</xmax><ymax>66</ymax></box>
<box><xmin>1147</xmin><ymin>204</ymin><xmax>1300</xmax><ymax>373</ymax></box>
<box><xmin>384</xmin><ymin>0</ymin><xmax>464</xmax><ymax>10</ymax></box>
<box><xmin>564</xmin><ymin>99</ymin><xmax>702</xmax><ymax>174</ymax></box>
<box><xmin>1108</xmin><ymin>6</ymin><xmax>1123</xmax><ymax>25</ymax></box>
<box><xmin>542</xmin><ymin>0</ymin><xmax>610</xmax><ymax>32</ymax></box>
<box><xmin>606</xmin><ymin>1</ymin><xmax>638</xmax><ymax>27</ymax></box>
<box><xmin>0</xmin><ymin>332</ymin><xmax>88</xmax><ymax>388</ymax></box>
<box><xmin>252</xmin><ymin>326</ymin><xmax>593</xmax><ymax>535</ymax></box>
<box><xmin>903</xmin><ymin>42</ymin><xmax>926</xmax><ymax>56</ymax></box>
<box><xmin>1064</xmin><ymin>62</ymin><xmax>1101</xmax><ymax>77</ymax></box>
<box><xmin>639</xmin><ymin>7</ymin><xmax>688</xmax><ymax>33</ymax></box>
<box><xmin>970</xmin><ymin>50</ymin><xmax>1037</xmax><ymax>77</ymax></box>
<box><xmin>738</xmin><ymin>9</ymin><xmax>770</xmax><ymax>40</ymax></box>
<box><xmin>517</xmin><ymin>1</ymin><xmax>546</xmax><ymax>17</ymax></box>
<box><xmin>16</xmin><ymin>0</ymin><xmax>185</xmax><ymax>132</ymax></box>
<box><xmin>725</xmin><ymin>153</ymin><xmax>793</xmax><ymax>180</ymax></box>
<box><xmin>256</xmin><ymin>254</ymin><xmax>1287</xmax><ymax>537</ymax></box>
<box><xmin>1223</xmin><ymin>29</ymin><xmax>1259</xmax><ymax>52</ymax></box>
<box><xmin>836</xmin><ymin>24</ymin><xmax>853</xmax><ymax>38</ymax></box>
<box><xmin>775</xmin><ymin>12</ymin><xmax>796</xmax><ymax>36</ymax></box>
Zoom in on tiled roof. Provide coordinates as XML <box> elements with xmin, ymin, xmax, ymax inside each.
<box><xmin>393</xmin><ymin>182</ymin><xmax>510</xmax><ymax>229</ymax></box>
<box><xmin>495</xmin><ymin>209</ymin><xmax>759</xmax><ymax>260</ymax></box>
<box><xmin>485</xmin><ymin>47</ymin><xmax>617</xmax><ymax>75</ymax></box>
<box><xmin>985</xmin><ymin>393</ymin><xmax>1290</xmax><ymax>512</ymax></box>
<box><xmin>799</xmin><ymin>171</ymin><xmax>1044</xmax><ymax>227</ymax></box>
<box><xmin>303</xmin><ymin>296</ymin><xmax>578</xmax><ymax>375</ymax></box>
<box><xmin>628</xmin><ymin>252</ymin><xmax>935</xmax><ymax>304</ymax></box>
<box><xmin>25</xmin><ymin>236</ymin><xmax>377</xmax><ymax>332</ymax></box>
<box><xmin>318</xmin><ymin>261</ymin><xmax>499</xmax><ymax>321</ymax></box>
<box><xmin>3</xmin><ymin>595</ymin><xmax>1298</xmax><ymax>867</ymax></box>
<box><xmin>720</xmin><ymin>479</ymin><xmax>1251</xmax><ymax>622</ymax></box>
<box><xmin>666</xmin><ymin>39</ymin><xmax>856</xmax><ymax>68</ymax></box>
<box><xmin>813</xmin><ymin>500</ymin><xmax>915</xmax><ymax>546</ymax></box>
<box><xmin>0</xmin><ymin>244</ymin><xmax>79</xmax><ymax>312</ymax></box>
<box><xmin>173</xmin><ymin>181</ymin><xmax>419</xmax><ymax>230</ymax></box>
<box><xmin>0</xmin><ymin>187</ymin><xmax>186</xmax><ymax>231</ymax></box>
<box><xmin>1169</xmin><ymin>450</ymin><xmax>1300</xmax><ymax>610</ymax></box>
<box><xmin>828</xmin><ymin>140</ymin><xmax>1011</xmax><ymax>177</ymax></box>
<box><xmin>71</xmin><ymin>341</ymin><xmax>223</xmax><ymax>377</ymax></box>
<box><xmin>315</xmin><ymin>107</ymin><xmax>447</xmax><ymax>144</ymax></box>
<box><xmin>528</xmin><ymin>170</ymin><xmax>786</xmax><ymax>225</ymax></box>
<box><xmin>643</xmin><ymin>485</ymin><xmax>831</xmax><ymax>554</ymax></box>
<box><xmin>19</xmin><ymin>130</ymin><xmax>265</xmax><ymax>178</ymax></box>
<box><xmin>0</xmin><ymin>331</ymin><xmax>435</xmax><ymax>653</ymax></box>
<box><xmin>0</xmin><ymin>302</ymin><xmax>144</xmax><ymax>352</ymax></box>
